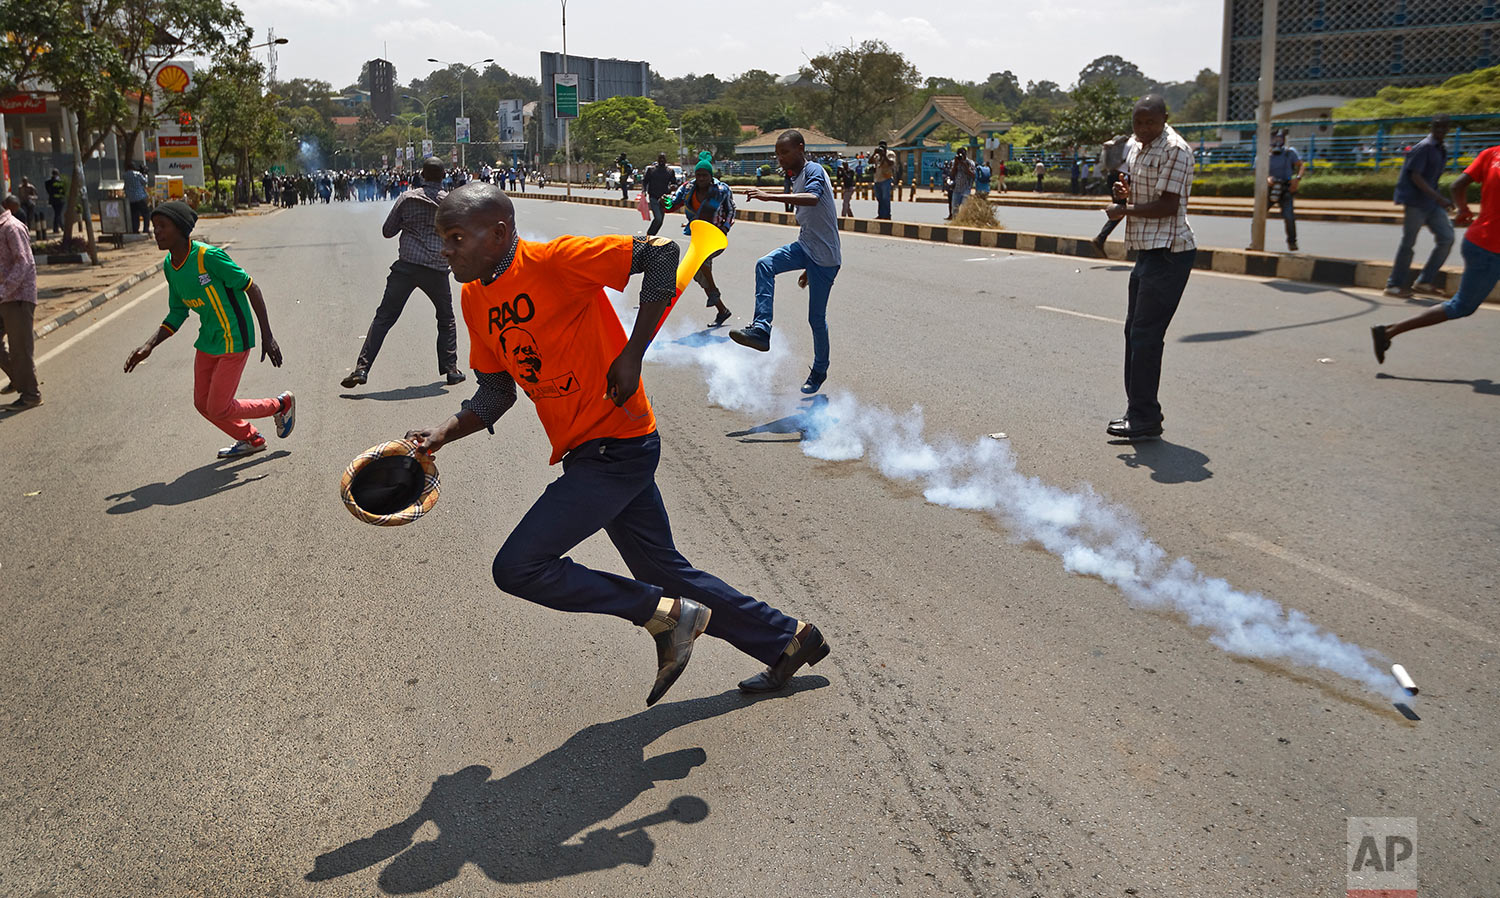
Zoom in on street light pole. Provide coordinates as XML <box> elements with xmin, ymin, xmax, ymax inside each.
<box><xmin>402</xmin><ymin>94</ymin><xmax>449</xmax><ymax>145</ymax></box>
<box><xmin>562</xmin><ymin>0</ymin><xmax>571</xmax><ymax>197</ymax></box>
<box><xmin>1248</xmin><ymin>0</ymin><xmax>1278</xmax><ymax>252</ymax></box>
<box><xmin>428</xmin><ymin>57</ymin><xmax>493</xmax><ymax>169</ymax></box>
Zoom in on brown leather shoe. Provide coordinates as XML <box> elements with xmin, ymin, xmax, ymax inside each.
<box><xmin>647</xmin><ymin>598</ymin><xmax>711</xmax><ymax>707</ymax></box>
<box><xmin>738</xmin><ymin>623</ymin><xmax>830</xmax><ymax>693</ymax></box>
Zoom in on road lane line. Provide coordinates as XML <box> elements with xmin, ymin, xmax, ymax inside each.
<box><xmin>1036</xmin><ymin>305</ymin><xmax>1125</xmax><ymax>325</ymax></box>
<box><xmin>1226</xmin><ymin>531</ymin><xmax>1499</xmax><ymax>645</ymax></box>
<box><xmin>36</xmin><ymin>282</ymin><xmax>168</xmax><ymax>367</ymax></box>
<box><xmin>35</xmin><ymin>241</ymin><xmax>235</xmax><ymax>368</ymax></box>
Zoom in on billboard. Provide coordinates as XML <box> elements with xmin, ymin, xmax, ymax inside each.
<box><xmin>455</xmin><ymin>117</ymin><xmax>470</xmax><ymax>143</ymax></box>
<box><xmin>497</xmin><ymin>99</ymin><xmax>525</xmax><ymax>150</ymax></box>
<box><xmin>152</xmin><ymin>61</ymin><xmax>204</xmax><ymax>187</ymax></box>
<box><xmin>539</xmin><ymin>52</ymin><xmax>650</xmax><ymax>149</ymax></box>
<box><xmin>553</xmin><ymin>75</ymin><xmax>578</xmax><ymax>119</ymax></box>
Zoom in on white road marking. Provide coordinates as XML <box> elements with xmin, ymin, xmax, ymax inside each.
<box><xmin>1226</xmin><ymin>531</ymin><xmax>1499</xmax><ymax>646</ymax></box>
<box><xmin>36</xmin><ymin>282</ymin><xmax>167</xmax><ymax>367</ymax></box>
<box><xmin>1036</xmin><ymin>304</ymin><xmax>1125</xmax><ymax>325</ymax></box>
<box><xmin>36</xmin><ymin>241</ymin><xmax>235</xmax><ymax>368</ymax></box>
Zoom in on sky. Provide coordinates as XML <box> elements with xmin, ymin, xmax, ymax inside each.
<box><xmin>234</xmin><ymin>0</ymin><xmax>1223</xmax><ymax>94</ymax></box>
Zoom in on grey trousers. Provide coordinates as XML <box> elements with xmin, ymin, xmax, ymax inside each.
<box><xmin>0</xmin><ymin>301</ymin><xmax>39</xmax><ymax>401</ymax></box>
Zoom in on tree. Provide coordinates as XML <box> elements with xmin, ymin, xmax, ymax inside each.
<box><xmin>1176</xmin><ymin>69</ymin><xmax>1220</xmax><ymax>122</ymax></box>
<box><xmin>801</xmin><ymin>40</ymin><xmax>920</xmax><ymax>143</ymax></box>
<box><xmin>1076</xmin><ymin>55</ymin><xmax>1153</xmax><ymax>98</ymax></box>
<box><xmin>189</xmin><ymin>44</ymin><xmax>276</xmax><ymax>207</ymax></box>
<box><xmin>680</xmin><ymin>105</ymin><xmax>741</xmax><ymax>157</ymax></box>
<box><xmin>722</xmin><ymin>69</ymin><xmax>786</xmax><ymax>125</ymax></box>
<box><xmin>112</xmin><ymin>0</ymin><xmax>246</xmax><ymax>166</ymax></box>
<box><xmin>1025</xmin><ymin>80</ymin><xmax>1064</xmax><ymax>101</ymax></box>
<box><xmin>981</xmin><ymin>70</ymin><xmax>1024</xmax><ymax>112</ymax></box>
<box><xmin>572</xmin><ymin>95</ymin><xmax>671</xmax><ymax>162</ymax></box>
<box><xmin>758</xmin><ymin>101</ymin><xmax>800</xmax><ymax>133</ymax></box>
<box><xmin>653</xmin><ymin>73</ymin><xmax>725</xmax><ymax>114</ymax></box>
<box><xmin>2</xmin><ymin>0</ymin><xmax>134</xmax><ymax>258</ymax></box>
<box><xmin>1047</xmin><ymin>80</ymin><xmax>1133</xmax><ymax>150</ymax></box>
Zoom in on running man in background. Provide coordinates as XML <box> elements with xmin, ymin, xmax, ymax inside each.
<box><xmin>1385</xmin><ymin>115</ymin><xmax>1456</xmax><ymax>298</ymax></box>
<box><xmin>642</xmin><ymin>153</ymin><xmax>676</xmax><ymax>237</ymax></box>
<box><xmin>665</xmin><ymin>151</ymin><xmax>736</xmax><ymax>327</ymax></box>
<box><xmin>123</xmin><ymin>201</ymin><xmax>294</xmax><ymax>459</ymax></box>
<box><xmin>1372</xmin><ymin>144</ymin><xmax>1499</xmax><ymax>363</ymax></box>
<box><xmin>732</xmin><ymin>130</ymin><xmax>842</xmax><ymax>395</ymax></box>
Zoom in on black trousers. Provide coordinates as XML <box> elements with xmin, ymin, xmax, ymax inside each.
<box><xmin>493</xmin><ymin>432</ymin><xmax>798</xmax><ymax>666</ymax></box>
<box><xmin>355</xmin><ymin>260</ymin><xmax>458</xmax><ymax>374</ymax></box>
<box><xmin>645</xmin><ymin>195</ymin><xmax>666</xmax><ymax>236</ymax></box>
<box><xmin>1123</xmin><ymin>248</ymin><xmax>1196</xmax><ymax>424</ymax></box>
<box><xmin>129</xmin><ymin>199</ymin><xmax>150</xmax><ymax>234</ymax></box>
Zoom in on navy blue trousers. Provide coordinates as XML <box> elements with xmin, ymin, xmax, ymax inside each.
<box><xmin>493</xmin><ymin>433</ymin><xmax>798</xmax><ymax>666</ymax></box>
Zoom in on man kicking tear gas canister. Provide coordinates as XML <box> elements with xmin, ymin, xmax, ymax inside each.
<box><xmin>406</xmin><ymin>183</ymin><xmax>829</xmax><ymax>706</ymax></box>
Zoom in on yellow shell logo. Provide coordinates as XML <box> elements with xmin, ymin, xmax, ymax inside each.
<box><xmin>156</xmin><ymin>65</ymin><xmax>190</xmax><ymax>93</ymax></box>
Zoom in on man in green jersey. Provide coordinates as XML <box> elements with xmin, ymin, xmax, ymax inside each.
<box><xmin>124</xmin><ymin>201</ymin><xmax>295</xmax><ymax>459</ymax></box>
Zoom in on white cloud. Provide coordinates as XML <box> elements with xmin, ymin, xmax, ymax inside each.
<box><xmin>392</xmin><ymin>0</ymin><xmax>430</xmax><ymax>8</ymax></box>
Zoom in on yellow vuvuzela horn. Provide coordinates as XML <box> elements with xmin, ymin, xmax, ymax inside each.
<box><xmin>654</xmin><ymin>218</ymin><xmax>728</xmax><ymax>335</ymax></box>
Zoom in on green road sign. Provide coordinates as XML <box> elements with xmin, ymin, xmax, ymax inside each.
<box><xmin>554</xmin><ymin>74</ymin><xmax>579</xmax><ymax>119</ymax></box>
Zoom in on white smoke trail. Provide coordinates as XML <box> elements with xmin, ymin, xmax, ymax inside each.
<box><xmin>627</xmin><ymin>294</ymin><xmax>1406</xmax><ymax>706</ymax></box>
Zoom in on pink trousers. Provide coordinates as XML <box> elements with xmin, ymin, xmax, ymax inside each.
<box><xmin>193</xmin><ymin>350</ymin><xmax>279</xmax><ymax>441</ymax></box>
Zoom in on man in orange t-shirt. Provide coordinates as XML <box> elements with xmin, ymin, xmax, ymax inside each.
<box><xmin>406</xmin><ymin>183</ymin><xmax>828</xmax><ymax>707</ymax></box>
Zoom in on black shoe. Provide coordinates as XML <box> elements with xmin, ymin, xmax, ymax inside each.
<box><xmin>445</xmin><ymin>369</ymin><xmax>467</xmax><ymax>385</ymax></box>
<box><xmin>1371</xmin><ymin>325</ymin><xmax>1390</xmax><ymax>364</ymax></box>
<box><xmin>341</xmin><ymin>368</ymin><xmax>368</xmax><ymax>389</ymax></box>
<box><xmin>710</xmin><ymin>307</ymin><xmax>733</xmax><ymax>328</ymax></box>
<box><xmin>647</xmin><ymin>598</ymin><xmax>712</xmax><ymax>707</ymax></box>
<box><xmin>739</xmin><ymin>623</ymin><xmax>830</xmax><ymax>693</ymax></box>
<box><xmin>1288</xmin><ymin>241</ymin><xmax>1299</xmax><ymax>252</ymax></box>
<box><xmin>729</xmin><ymin>326</ymin><xmax>770</xmax><ymax>352</ymax></box>
<box><xmin>1106</xmin><ymin>418</ymin><xmax>1163</xmax><ymax>440</ymax></box>
<box><xmin>800</xmin><ymin>368</ymin><xmax>827</xmax><ymax>395</ymax></box>
<box><xmin>6</xmin><ymin>395</ymin><xmax>42</xmax><ymax>410</ymax></box>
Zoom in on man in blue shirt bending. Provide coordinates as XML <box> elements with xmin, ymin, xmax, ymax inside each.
<box><xmin>1386</xmin><ymin>115</ymin><xmax>1457</xmax><ymax>298</ymax></box>
<box><xmin>732</xmin><ymin>130</ymin><xmax>842</xmax><ymax>395</ymax></box>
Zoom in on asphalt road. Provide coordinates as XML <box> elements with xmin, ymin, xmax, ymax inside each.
<box><xmin>1</xmin><ymin>197</ymin><xmax>1496</xmax><ymax>897</ymax></box>
<box><xmin>524</xmin><ymin>181</ymin><xmax>1428</xmax><ymax>264</ymax></box>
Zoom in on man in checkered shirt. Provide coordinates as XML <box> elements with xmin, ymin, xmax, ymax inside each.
<box><xmin>1103</xmin><ymin>95</ymin><xmax>1196</xmax><ymax>441</ymax></box>
<box><xmin>342</xmin><ymin>157</ymin><xmax>465</xmax><ymax>390</ymax></box>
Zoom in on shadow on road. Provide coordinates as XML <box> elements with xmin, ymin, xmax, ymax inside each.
<box><xmin>306</xmin><ymin>680</ymin><xmax>828</xmax><ymax>890</ymax></box>
<box><xmin>1179</xmin><ymin>289</ymin><xmax>1379</xmax><ymax>343</ymax></box>
<box><xmin>726</xmin><ymin>395</ymin><xmax>829</xmax><ymax>443</ymax></box>
<box><xmin>104</xmin><ymin>450</ymin><xmax>291</xmax><ymax>513</ymax></box>
<box><xmin>1114</xmin><ymin>439</ymin><xmax>1213</xmax><ymax>484</ymax></box>
<box><xmin>1375</xmin><ymin>372</ymin><xmax>1500</xmax><ymax>396</ymax></box>
<box><xmin>339</xmin><ymin>382</ymin><xmax>450</xmax><ymax>402</ymax></box>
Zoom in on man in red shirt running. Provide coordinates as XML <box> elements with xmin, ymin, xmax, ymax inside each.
<box><xmin>1372</xmin><ymin>144</ymin><xmax>1500</xmax><ymax>363</ymax></box>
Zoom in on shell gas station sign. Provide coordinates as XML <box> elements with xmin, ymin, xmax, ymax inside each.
<box><xmin>152</xmin><ymin>62</ymin><xmax>204</xmax><ymax>187</ymax></box>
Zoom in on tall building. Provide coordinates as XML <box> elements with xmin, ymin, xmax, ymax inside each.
<box><xmin>539</xmin><ymin>52</ymin><xmax>650</xmax><ymax>150</ymax></box>
<box><xmin>367</xmin><ymin>58</ymin><xmax>395</xmax><ymax>123</ymax></box>
<box><xmin>1219</xmin><ymin>0</ymin><xmax>1496</xmax><ymax>122</ymax></box>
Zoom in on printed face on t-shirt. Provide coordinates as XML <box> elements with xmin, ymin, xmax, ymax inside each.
<box><xmin>500</xmin><ymin>326</ymin><xmax>542</xmax><ymax>383</ymax></box>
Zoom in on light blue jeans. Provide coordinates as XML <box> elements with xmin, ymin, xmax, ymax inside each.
<box><xmin>753</xmin><ymin>242</ymin><xmax>839</xmax><ymax>375</ymax></box>
<box><xmin>1443</xmin><ymin>239</ymin><xmax>1500</xmax><ymax>319</ymax></box>
<box><xmin>950</xmin><ymin>184</ymin><xmax>971</xmax><ymax>216</ymax></box>
<box><xmin>1388</xmin><ymin>204</ymin><xmax>1455</xmax><ymax>288</ymax></box>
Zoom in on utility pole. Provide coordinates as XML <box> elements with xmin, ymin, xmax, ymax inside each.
<box><xmin>428</xmin><ymin>57</ymin><xmax>492</xmax><ymax>169</ymax></box>
<box><xmin>562</xmin><ymin>0</ymin><xmax>572</xmax><ymax>197</ymax></box>
<box><xmin>1248</xmin><ymin>0</ymin><xmax>1278</xmax><ymax>252</ymax></box>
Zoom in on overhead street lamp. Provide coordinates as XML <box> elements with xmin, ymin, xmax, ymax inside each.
<box><xmin>403</xmin><ymin>93</ymin><xmax>449</xmax><ymax>141</ymax></box>
<box><xmin>427</xmin><ymin>56</ymin><xmax>493</xmax><ymax>167</ymax></box>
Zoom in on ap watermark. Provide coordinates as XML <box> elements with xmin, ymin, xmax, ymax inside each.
<box><xmin>1347</xmin><ymin>817</ymin><xmax>1417</xmax><ymax>897</ymax></box>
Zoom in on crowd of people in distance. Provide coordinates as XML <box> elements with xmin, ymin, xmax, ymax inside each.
<box><xmin>259</xmin><ymin>163</ymin><xmax>537</xmax><ymax>209</ymax></box>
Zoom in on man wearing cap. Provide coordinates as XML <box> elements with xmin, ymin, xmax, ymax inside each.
<box><xmin>123</xmin><ymin>201</ymin><xmax>295</xmax><ymax>459</ymax></box>
<box><xmin>0</xmin><ymin>195</ymin><xmax>40</xmax><ymax>409</ymax></box>
<box><xmin>342</xmin><ymin>158</ymin><xmax>464</xmax><ymax>390</ymax></box>
<box><xmin>406</xmin><ymin>182</ymin><xmax>828</xmax><ymax>708</ymax></box>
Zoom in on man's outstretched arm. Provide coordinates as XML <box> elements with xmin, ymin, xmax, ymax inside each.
<box><xmin>606</xmin><ymin>237</ymin><xmax>680</xmax><ymax>406</ymax></box>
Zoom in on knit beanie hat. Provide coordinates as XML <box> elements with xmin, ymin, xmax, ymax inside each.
<box><xmin>151</xmin><ymin>200</ymin><xmax>197</xmax><ymax>236</ymax></box>
<box><xmin>694</xmin><ymin>151</ymin><xmax>714</xmax><ymax>173</ymax></box>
